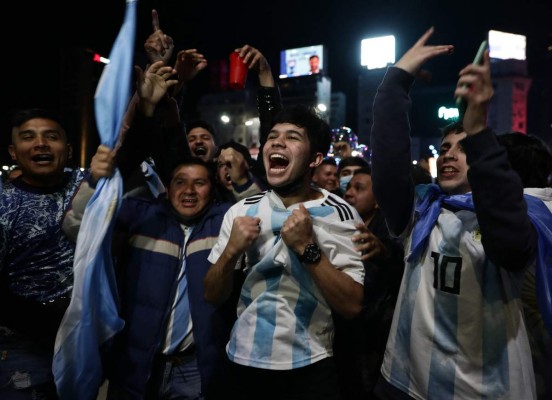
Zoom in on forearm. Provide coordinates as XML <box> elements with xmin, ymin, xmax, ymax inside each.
<box><xmin>116</xmin><ymin>111</ymin><xmax>157</xmax><ymax>181</ymax></box>
<box><xmin>257</xmin><ymin>85</ymin><xmax>282</xmax><ymax>150</ymax></box>
<box><xmin>370</xmin><ymin>67</ymin><xmax>416</xmax><ymax>235</ymax></box>
<box><xmin>232</xmin><ymin>174</ymin><xmax>268</xmax><ymax>201</ymax></box>
<box><xmin>463</xmin><ymin>130</ymin><xmax>537</xmax><ymax>270</ymax></box>
<box><xmin>62</xmin><ymin>177</ymin><xmax>96</xmax><ymax>241</ymax></box>
<box><xmin>306</xmin><ymin>255</ymin><xmax>363</xmax><ymax>319</ymax></box>
<box><xmin>204</xmin><ymin>251</ymin><xmax>241</xmax><ymax>306</ymax></box>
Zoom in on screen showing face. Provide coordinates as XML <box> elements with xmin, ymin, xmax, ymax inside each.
<box><xmin>279</xmin><ymin>45</ymin><xmax>325</xmax><ymax>78</ymax></box>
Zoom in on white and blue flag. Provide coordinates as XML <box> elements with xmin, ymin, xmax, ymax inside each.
<box><xmin>52</xmin><ymin>1</ymin><xmax>137</xmax><ymax>398</ymax></box>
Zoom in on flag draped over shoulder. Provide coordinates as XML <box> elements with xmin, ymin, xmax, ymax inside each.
<box><xmin>52</xmin><ymin>1</ymin><xmax>137</xmax><ymax>398</ymax></box>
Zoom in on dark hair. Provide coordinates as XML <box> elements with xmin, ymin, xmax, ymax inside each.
<box><xmin>497</xmin><ymin>132</ymin><xmax>552</xmax><ymax>188</ymax></box>
<box><xmin>10</xmin><ymin>108</ymin><xmax>66</xmax><ymax>140</ymax></box>
<box><xmin>186</xmin><ymin>119</ymin><xmax>217</xmax><ymax>141</ymax></box>
<box><xmin>353</xmin><ymin>166</ymin><xmax>372</xmax><ymax>176</ymax></box>
<box><xmin>309</xmin><ymin>55</ymin><xmax>319</xmax><ymax>61</ymax></box>
<box><xmin>338</xmin><ymin>156</ymin><xmax>369</xmax><ymax>173</ymax></box>
<box><xmin>319</xmin><ymin>157</ymin><xmax>337</xmax><ymax>167</ymax></box>
<box><xmin>440</xmin><ymin>121</ymin><xmax>464</xmax><ymax>141</ymax></box>
<box><xmin>271</xmin><ymin>105</ymin><xmax>331</xmax><ymax>157</ymax></box>
<box><xmin>170</xmin><ymin>157</ymin><xmax>213</xmax><ymax>180</ymax></box>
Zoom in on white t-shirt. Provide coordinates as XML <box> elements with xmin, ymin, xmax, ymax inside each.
<box><xmin>208</xmin><ymin>188</ymin><xmax>365</xmax><ymax>370</ymax></box>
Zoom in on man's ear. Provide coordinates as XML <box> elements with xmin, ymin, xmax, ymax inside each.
<box><xmin>8</xmin><ymin>145</ymin><xmax>16</xmax><ymax>161</ymax></box>
<box><xmin>309</xmin><ymin>152</ymin><xmax>324</xmax><ymax>168</ymax></box>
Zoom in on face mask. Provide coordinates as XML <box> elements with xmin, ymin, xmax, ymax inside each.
<box><xmin>339</xmin><ymin>175</ymin><xmax>353</xmax><ymax>193</ymax></box>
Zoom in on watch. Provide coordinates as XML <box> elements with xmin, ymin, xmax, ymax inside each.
<box><xmin>298</xmin><ymin>243</ymin><xmax>322</xmax><ymax>264</ymax></box>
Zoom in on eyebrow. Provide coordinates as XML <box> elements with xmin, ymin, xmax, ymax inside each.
<box><xmin>269</xmin><ymin>129</ymin><xmax>304</xmax><ymax>136</ymax></box>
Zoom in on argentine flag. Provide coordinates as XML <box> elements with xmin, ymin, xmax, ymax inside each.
<box><xmin>52</xmin><ymin>1</ymin><xmax>137</xmax><ymax>398</ymax></box>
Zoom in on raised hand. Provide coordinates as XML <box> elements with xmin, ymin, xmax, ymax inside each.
<box><xmin>174</xmin><ymin>49</ymin><xmax>208</xmax><ymax>83</ymax></box>
<box><xmin>218</xmin><ymin>147</ymin><xmax>250</xmax><ymax>186</ymax></box>
<box><xmin>134</xmin><ymin>60</ymin><xmax>178</xmax><ymax>116</ymax></box>
<box><xmin>352</xmin><ymin>223</ymin><xmax>386</xmax><ymax>261</ymax></box>
<box><xmin>235</xmin><ymin>44</ymin><xmax>274</xmax><ymax>87</ymax></box>
<box><xmin>144</xmin><ymin>9</ymin><xmax>174</xmax><ymax>64</ymax></box>
<box><xmin>395</xmin><ymin>27</ymin><xmax>454</xmax><ymax>76</ymax></box>
<box><xmin>455</xmin><ymin>50</ymin><xmax>493</xmax><ymax>135</ymax></box>
<box><xmin>90</xmin><ymin>145</ymin><xmax>116</xmax><ymax>183</ymax></box>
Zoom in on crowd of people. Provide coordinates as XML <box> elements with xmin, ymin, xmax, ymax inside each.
<box><xmin>1</xmin><ymin>9</ymin><xmax>552</xmax><ymax>400</ymax></box>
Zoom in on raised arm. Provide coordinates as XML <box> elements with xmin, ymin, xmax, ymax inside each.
<box><xmin>457</xmin><ymin>52</ymin><xmax>537</xmax><ymax>270</ymax></box>
<box><xmin>370</xmin><ymin>27</ymin><xmax>453</xmax><ymax>236</ymax></box>
<box><xmin>62</xmin><ymin>145</ymin><xmax>116</xmax><ymax>240</ymax></box>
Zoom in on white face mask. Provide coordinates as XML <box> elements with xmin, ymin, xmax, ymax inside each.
<box><xmin>339</xmin><ymin>175</ymin><xmax>353</xmax><ymax>193</ymax></box>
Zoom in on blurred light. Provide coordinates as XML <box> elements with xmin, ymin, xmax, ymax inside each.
<box><xmin>429</xmin><ymin>157</ymin><xmax>438</xmax><ymax>179</ymax></box>
<box><xmin>80</xmin><ymin>168</ymin><xmax>86</xmax><ymax>172</ymax></box>
<box><xmin>92</xmin><ymin>53</ymin><xmax>110</xmax><ymax>64</ymax></box>
<box><xmin>220</xmin><ymin>115</ymin><xmax>230</xmax><ymax>124</ymax></box>
<box><xmin>428</xmin><ymin>145</ymin><xmax>435</xmax><ymax>150</ymax></box>
<box><xmin>431</xmin><ymin>149</ymin><xmax>438</xmax><ymax>155</ymax></box>
<box><xmin>317</xmin><ymin>103</ymin><xmax>327</xmax><ymax>112</ymax></box>
<box><xmin>1</xmin><ymin>165</ymin><xmax>9</xmax><ymax>171</ymax></box>
<box><xmin>438</xmin><ymin>106</ymin><xmax>459</xmax><ymax>120</ymax></box>
<box><xmin>361</xmin><ymin>35</ymin><xmax>395</xmax><ymax>70</ymax></box>
<box><xmin>412</xmin><ymin>160</ymin><xmax>418</xmax><ymax>165</ymax></box>
<box><xmin>488</xmin><ymin>30</ymin><xmax>526</xmax><ymax>60</ymax></box>
<box><xmin>245</xmin><ymin>120</ymin><xmax>254</xmax><ymax>126</ymax></box>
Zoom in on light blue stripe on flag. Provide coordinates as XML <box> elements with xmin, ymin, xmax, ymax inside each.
<box><xmin>53</xmin><ymin>1</ymin><xmax>137</xmax><ymax>399</ymax></box>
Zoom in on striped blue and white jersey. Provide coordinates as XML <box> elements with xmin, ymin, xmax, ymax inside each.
<box><xmin>382</xmin><ymin>205</ymin><xmax>536</xmax><ymax>400</ymax></box>
<box><xmin>208</xmin><ymin>188</ymin><xmax>364</xmax><ymax>370</ymax></box>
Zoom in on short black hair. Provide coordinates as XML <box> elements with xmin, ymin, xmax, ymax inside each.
<box><xmin>497</xmin><ymin>132</ymin><xmax>552</xmax><ymax>188</ymax></box>
<box><xmin>353</xmin><ymin>166</ymin><xmax>372</xmax><ymax>176</ymax></box>
<box><xmin>271</xmin><ymin>105</ymin><xmax>331</xmax><ymax>157</ymax></box>
<box><xmin>309</xmin><ymin>55</ymin><xmax>319</xmax><ymax>60</ymax></box>
<box><xmin>11</xmin><ymin>108</ymin><xmax>64</xmax><ymax>128</ymax></box>
<box><xmin>318</xmin><ymin>157</ymin><xmax>337</xmax><ymax>167</ymax></box>
<box><xmin>338</xmin><ymin>156</ymin><xmax>369</xmax><ymax>173</ymax></box>
<box><xmin>11</xmin><ymin>108</ymin><xmax>66</xmax><ymax>141</ymax></box>
<box><xmin>170</xmin><ymin>157</ymin><xmax>213</xmax><ymax>178</ymax></box>
<box><xmin>440</xmin><ymin>121</ymin><xmax>464</xmax><ymax>141</ymax></box>
<box><xmin>186</xmin><ymin>119</ymin><xmax>217</xmax><ymax>141</ymax></box>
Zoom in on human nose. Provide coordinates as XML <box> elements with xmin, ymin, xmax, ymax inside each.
<box><xmin>442</xmin><ymin>147</ymin><xmax>458</xmax><ymax>160</ymax></box>
<box><xmin>34</xmin><ymin>135</ymin><xmax>49</xmax><ymax>148</ymax></box>
<box><xmin>270</xmin><ymin>135</ymin><xmax>285</xmax><ymax>147</ymax></box>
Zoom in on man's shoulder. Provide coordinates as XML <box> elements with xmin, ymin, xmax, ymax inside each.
<box><xmin>242</xmin><ymin>190</ymin><xmax>269</xmax><ymax>205</ymax></box>
<box><xmin>319</xmin><ymin>191</ymin><xmax>362</xmax><ymax>223</ymax></box>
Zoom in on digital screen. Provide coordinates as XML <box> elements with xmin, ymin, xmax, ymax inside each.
<box><xmin>279</xmin><ymin>44</ymin><xmax>325</xmax><ymax>78</ymax></box>
<box><xmin>360</xmin><ymin>35</ymin><xmax>395</xmax><ymax>70</ymax></box>
<box><xmin>488</xmin><ymin>30</ymin><xmax>526</xmax><ymax>61</ymax></box>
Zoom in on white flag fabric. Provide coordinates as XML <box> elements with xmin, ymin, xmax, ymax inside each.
<box><xmin>53</xmin><ymin>1</ymin><xmax>137</xmax><ymax>398</ymax></box>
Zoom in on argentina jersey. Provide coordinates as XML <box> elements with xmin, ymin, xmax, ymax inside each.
<box><xmin>381</xmin><ymin>207</ymin><xmax>535</xmax><ymax>400</ymax></box>
<box><xmin>208</xmin><ymin>188</ymin><xmax>365</xmax><ymax>370</ymax></box>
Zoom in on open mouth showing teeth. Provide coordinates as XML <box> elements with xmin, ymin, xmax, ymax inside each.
<box><xmin>269</xmin><ymin>154</ymin><xmax>289</xmax><ymax>169</ymax></box>
<box><xmin>441</xmin><ymin>167</ymin><xmax>457</xmax><ymax>173</ymax></box>
<box><xmin>32</xmin><ymin>154</ymin><xmax>54</xmax><ymax>162</ymax></box>
<box><xmin>194</xmin><ymin>147</ymin><xmax>207</xmax><ymax>156</ymax></box>
<box><xmin>224</xmin><ymin>173</ymin><xmax>231</xmax><ymax>183</ymax></box>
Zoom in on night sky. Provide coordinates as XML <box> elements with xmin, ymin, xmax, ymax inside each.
<box><xmin>3</xmin><ymin>0</ymin><xmax>551</xmax><ymax>164</ymax></box>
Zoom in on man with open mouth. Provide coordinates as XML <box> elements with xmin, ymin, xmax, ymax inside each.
<box><xmin>205</xmin><ymin>103</ymin><xmax>366</xmax><ymax>400</ymax></box>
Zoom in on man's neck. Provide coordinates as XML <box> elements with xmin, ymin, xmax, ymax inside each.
<box><xmin>22</xmin><ymin>173</ymin><xmax>67</xmax><ymax>189</ymax></box>
<box><xmin>276</xmin><ymin>185</ymin><xmax>323</xmax><ymax>208</ymax></box>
